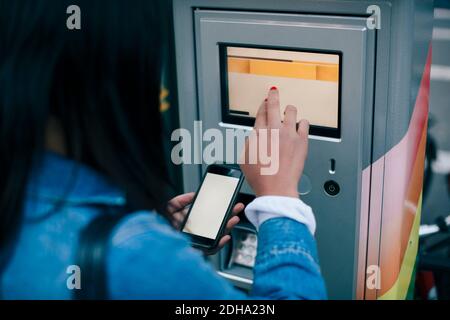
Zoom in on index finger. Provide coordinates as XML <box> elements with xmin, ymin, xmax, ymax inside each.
<box><xmin>267</xmin><ymin>87</ymin><xmax>281</xmax><ymax>128</ymax></box>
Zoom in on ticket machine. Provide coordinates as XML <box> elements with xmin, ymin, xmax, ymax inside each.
<box><xmin>172</xmin><ymin>0</ymin><xmax>434</xmax><ymax>299</ymax></box>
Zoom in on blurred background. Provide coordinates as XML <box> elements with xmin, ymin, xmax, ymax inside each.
<box><xmin>416</xmin><ymin>0</ymin><xmax>450</xmax><ymax>300</ymax></box>
<box><xmin>423</xmin><ymin>0</ymin><xmax>450</xmax><ymax>224</ymax></box>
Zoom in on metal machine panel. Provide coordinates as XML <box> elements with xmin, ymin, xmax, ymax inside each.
<box><xmin>193</xmin><ymin>10</ymin><xmax>376</xmax><ymax>299</ymax></box>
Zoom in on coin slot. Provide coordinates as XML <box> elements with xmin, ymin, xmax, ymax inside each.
<box><xmin>329</xmin><ymin>158</ymin><xmax>336</xmax><ymax>174</ymax></box>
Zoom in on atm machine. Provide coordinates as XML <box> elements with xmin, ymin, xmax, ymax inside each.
<box><xmin>172</xmin><ymin>0</ymin><xmax>434</xmax><ymax>299</ymax></box>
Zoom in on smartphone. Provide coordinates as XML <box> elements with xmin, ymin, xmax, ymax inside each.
<box><xmin>181</xmin><ymin>164</ymin><xmax>244</xmax><ymax>250</ymax></box>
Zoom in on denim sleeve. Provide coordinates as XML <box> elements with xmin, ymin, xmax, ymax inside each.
<box><xmin>251</xmin><ymin>218</ymin><xmax>327</xmax><ymax>299</ymax></box>
<box><xmin>107</xmin><ymin>212</ymin><xmax>246</xmax><ymax>299</ymax></box>
<box><xmin>107</xmin><ymin>213</ymin><xmax>326</xmax><ymax>299</ymax></box>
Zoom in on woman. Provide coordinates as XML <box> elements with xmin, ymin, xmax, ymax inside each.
<box><xmin>0</xmin><ymin>0</ymin><xmax>326</xmax><ymax>299</ymax></box>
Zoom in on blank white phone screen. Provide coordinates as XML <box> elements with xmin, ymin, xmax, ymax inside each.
<box><xmin>183</xmin><ymin>173</ymin><xmax>240</xmax><ymax>240</ymax></box>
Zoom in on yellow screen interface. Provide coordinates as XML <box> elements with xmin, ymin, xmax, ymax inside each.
<box><xmin>183</xmin><ymin>173</ymin><xmax>240</xmax><ymax>240</ymax></box>
<box><xmin>225</xmin><ymin>46</ymin><xmax>340</xmax><ymax>129</ymax></box>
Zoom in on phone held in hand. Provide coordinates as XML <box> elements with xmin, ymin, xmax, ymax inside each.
<box><xmin>181</xmin><ymin>164</ymin><xmax>244</xmax><ymax>251</ymax></box>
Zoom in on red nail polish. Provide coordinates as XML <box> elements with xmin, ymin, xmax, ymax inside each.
<box><xmin>270</xmin><ymin>86</ymin><xmax>277</xmax><ymax>91</ymax></box>
<box><xmin>264</xmin><ymin>98</ymin><xmax>268</xmax><ymax>102</ymax></box>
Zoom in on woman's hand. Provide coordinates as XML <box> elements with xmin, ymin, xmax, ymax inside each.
<box><xmin>240</xmin><ymin>87</ymin><xmax>310</xmax><ymax>198</ymax></box>
<box><xmin>166</xmin><ymin>192</ymin><xmax>244</xmax><ymax>254</ymax></box>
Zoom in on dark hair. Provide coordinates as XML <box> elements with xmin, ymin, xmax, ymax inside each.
<box><xmin>0</xmin><ymin>0</ymin><xmax>172</xmax><ymax>270</ymax></box>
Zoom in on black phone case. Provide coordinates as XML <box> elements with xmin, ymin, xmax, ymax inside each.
<box><xmin>181</xmin><ymin>164</ymin><xmax>244</xmax><ymax>250</ymax></box>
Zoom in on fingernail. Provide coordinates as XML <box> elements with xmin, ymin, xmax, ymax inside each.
<box><xmin>270</xmin><ymin>86</ymin><xmax>277</xmax><ymax>91</ymax></box>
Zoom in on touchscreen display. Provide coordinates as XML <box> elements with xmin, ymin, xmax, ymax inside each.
<box><xmin>221</xmin><ymin>46</ymin><xmax>341</xmax><ymax>138</ymax></box>
<box><xmin>183</xmin><ymin>173</ymin><xmax>240</xmax><ymax>240</ymax></box>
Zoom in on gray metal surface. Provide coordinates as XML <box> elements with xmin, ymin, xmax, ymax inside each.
<box><xmin>172</xmin><ymin>0</ymin><xmax>385</xmax><ymax>192</ymax></box>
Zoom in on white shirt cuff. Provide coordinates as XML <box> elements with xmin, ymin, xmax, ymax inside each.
<box><xmin>245</xmin><ymin>196</ymin><xmax>316</xmax><ymax>235</ymax></box>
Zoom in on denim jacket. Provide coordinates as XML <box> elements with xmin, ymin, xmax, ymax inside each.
<box><xmin>2</xmin><ymin>152</ymin><xmax>327</xmax><ymax>299</ymax></box>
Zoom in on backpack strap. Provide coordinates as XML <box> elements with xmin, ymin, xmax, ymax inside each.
<box><xmin>73</xmin><ymin>206</ymin><xmax>128</xmax><ymax>300</ymax></box>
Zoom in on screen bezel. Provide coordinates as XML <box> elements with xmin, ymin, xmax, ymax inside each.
<box><xmin>181</xmin><ymin>164</ymin><xmax>243</xmax><ymax>249</ymax></box>
<box><xmin>219</xmin><ymin>43</ymin><xmax>343</xmax><ymax>139</ymax></box>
